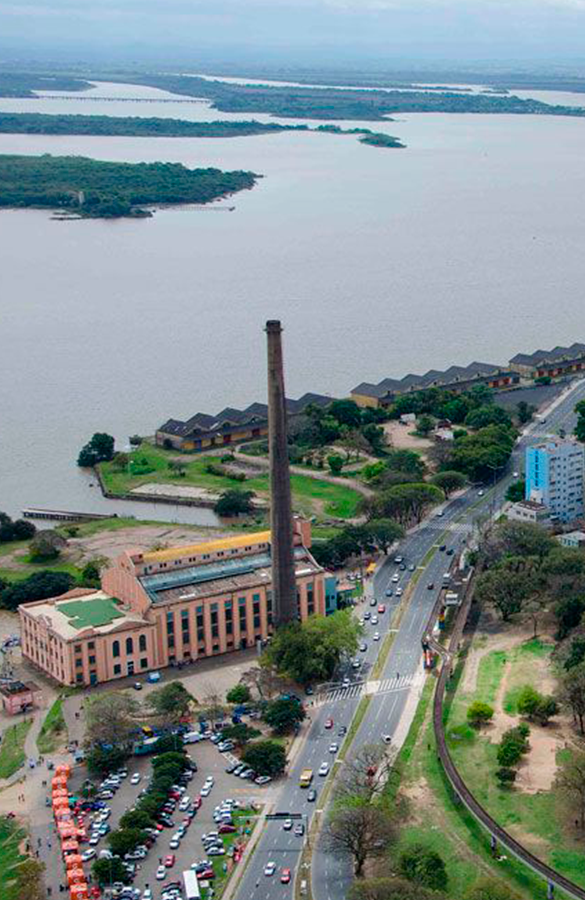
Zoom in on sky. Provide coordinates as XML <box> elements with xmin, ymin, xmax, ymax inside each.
<box><xmin>2</xmin><ymin>0</ymin><xmax>585</xmax><ymax>68</ymax></box>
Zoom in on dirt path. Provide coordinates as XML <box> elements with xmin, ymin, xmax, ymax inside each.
<box><xmin>233</xmin><ymin>447</ymin><xmax>374</xmax><ymax>497</ymax></box>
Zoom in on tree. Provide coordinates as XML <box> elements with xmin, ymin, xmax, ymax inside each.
<box><xmin>466</xmin><ymin>876</ymin><xmax>523</xmax><ymax>899</ymax></box>
<box><xmin>85</xmin><ymin>691</ymin><xmax>138</xmax><ymax>748</ymax></box>
<box><xmin>415</xmin><ymin>414</ymin><xmax>435</xmax><ymax>437</ymax></box>
<box><xmin>92</xmin><ymin>857</ymin><xmax>130</xmax><ymax>886</ymax></box>
<box><xmin>226</xmin><ymin>684</ymin><xmax>251</xmax><ymax>704</ymax></box>
<box><xmin>362</xmin><ymin>423</ymin><xmax>387</xmax><ymax>455</ymax></box>
<box><xmin>119</xmin><ymin>809</ymin><xmax>153</xmax><ymax>831</ymax></box>
<box><xmin>214</xmin><ymin>489</ymin><xmax>255</xmax><ymax>516</ymax></box>
<box><xmin>328</xmin><ymin>399</ymin><xmax>363</xmax><ymax>429</ymax></box>
<box><xmin>398</xmin><ymin>843</ymin><xmax>448</xmax><ymax>891</ymax></box>
<box><xmin>363</xmin><ymin>483</ymin><xmax>444</xmax><ymax>526</ymax></box>
<box><xmin>467</xmin><ymin>701</ymin><xmax>494</xmax><ymax>728</ymax></box>
<box><xmin>496</xmin><ymin>725</ymin><xmax>529</xmax><ymax>767</ymax></box>
<box><xmin>516</xmin><ymin>402</ymin><xmax>535</xmax><ymax>425</ymax></box>
<box><xmin>554</xmin><ymin>596</ymin><xmax>585</xmax><ymax>640</ymax></box>
<box><xmin>0</xmin><ymin>570</ymin><xmax>74</xmax><ymax>611</ymax></box>
<box><xmin>430</xmin><ymin>470</ymin><xmax>466</xmax><ymax>497</ymax></box>
<box><xmin>364</xmin><ymin>519</ymin><xmax>404</xmax><ymax>554</ymax></box>
<box><xmin>221</xmin><ymin>723</ymin><xmax>260</xmax><ymax>746</ymax></box>
<box><xmin>385</xmin><ymin>449</ymin><xmax>426</xmax><ymax>479</ymax></box>
<box><xmin>464</xmin><ymin>405</ymin><xmax>511</xmax><ymax>430</ymax></box>
<box><xmin>560</xmin><ymin>663</ymin><xmax>585</xmax><ymax>734</ymax></box>
<box><xmin>77</xmin><ymin>432</ymin><xmax>115</xmax><ymax>467</ymax></box>
<box><xmin>240</xmin><ymin>665</ymin><xmax>283</xmax><ymax>701</ymax></box>
<box><xmin>349</xmin><ymin>877</ymin><xmax>436</xmax><ymax>900</ymax></box>
<box><xmin>327</xmin><ymin>454</ymin><xmax>344</xmax><ymax>476</ymax></box>
<box><xmin>555</xmin><ymin>750</ymin><xmax>585</xmax><ymax>829</ymax></box>
<box><xmin>482</xmin><ymin>521</ymin><xmax>555</xmax><ymax>563</ymax></box>
<box><xmin>86</xmin><ymin>744</ymin><xmax>128</xmax><ymax>777</ymax></box>
<box><xmin>263</xmin><ymin>697</ymin><xmax>306</xmax><ymax>734</ymax></box>
<box><xmin>516</xmin><ymin>685</ymin><xmax>559</xmax><ymax>725</ymax></box>
<box><xmin>107</xmin><ymin>827</ymin><xmax>147</xmax><ymax>856</ymax></box>
<box><xmin>149</xmin><ymin>681</ymin><xmax>194</xmax><ymax>725</ymax></box>
<box><xmin>322</xmin><ymin>805</ymin><xmax>396</xmax><ymax>877</ymax></box>
<box><xmin>262</xmin><ymin>609</ymin><xmax>361</xmax><ymax>685</ymax></box>
<box><xmin>29</xmin><ymin>529</ymin><xmax>66</xmax><ymax>561</ymax></box>
<box><xmin>505</xmin><ymin>479</ymin><xmax>525</xmax><ymax>503</ymax></box>
<box><xmin>495</xmin><ymin>767</ymin><xmax>517</xmax><ymax>787</ymax></box>
<box><xmin>0</xmin><ymin>516</ymin><xmax>36</xmax><ymax>542</ymax></box>
<box><xmin>334</xmin><ymin>744</ymin><xmax>395</xmax><ymax>805</ymax></box>
<box><xmin>242</xmin><ymin>739</ymin><xmax>286</xmax><ymax>775</ymax></box>
<box><xmin>14</xmin><ymin>858</ymin><xmax>45</xmax><ymax>900</ymax></box>
<box><xmin>80</xmin><ymin>558</ymin><xmax>105</xmax><ymax>588</ymax></box>
<box><xmin>474</xmin><ymin>567</ymin><xmax>536</xmax><ymax>621</ymax></box>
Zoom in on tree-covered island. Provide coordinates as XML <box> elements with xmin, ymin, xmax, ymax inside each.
<box><xmin>0</xmin><ymin>153</ymin><xmax>258</xmax><ymax>218</ymax></box>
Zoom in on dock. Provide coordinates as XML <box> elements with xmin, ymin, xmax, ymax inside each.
<box><xmin>21</xmin><ymin>508</ymin><xmax>117</xmax><ymax>523</ymax></box>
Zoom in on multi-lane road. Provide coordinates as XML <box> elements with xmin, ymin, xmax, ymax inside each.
<box><xmin>232</xmin><ymin>377</ymin><xmax>585</xmax><ymax>900</ymax></box>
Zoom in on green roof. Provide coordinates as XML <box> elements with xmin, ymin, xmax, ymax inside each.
<box><xmin>58</xmin><ymin>596</ymin><xmax>124</xmax><ymax>630</ymax></box>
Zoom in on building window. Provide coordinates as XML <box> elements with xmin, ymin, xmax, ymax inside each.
<box><xmin>88</xmin><ymin>641</ymin><xmax>95</xmax><ymax>650</ymax></box>
<box><xmin>307</xmin><ymin>583</ymin><xmax>314</xmax><ymax>616</ymax></box>
<box><xmin>211</xmin><ymin>603</ymin><xmax>219</xmax><ymax>640</ymax></box>
<box><xmin>139</xmin><ymin>634</ymin><xmax>147</xmax><ymax>652</ymax></box>
<box><xmin>114</xmin><ymin>664</ymin><xmax>121</xmax><ymax>675</ymax></box>
<box><xmin>112</xmin><ymin>640</ymin><xmax>120</xmax><ymax>658</ymax></box>
<box><xmin>140</xmin><ymin>658</ymin><xmax>148</xmax><ymax>668</ymax></box>
<box><xmin>75</xmin><ymin>658</ymin><xmax>83</xmax><ymax>668</ymax></box>
<box><xmin>196</xmin><ymin>607</ymin><xmax>205</xmax><ymax>643</ymax></box>
<box><xmin>76</xmin><ymin>673</ymin><xmax>83</xmax><ymax>684</ymax></box>
<box><xmin>89</xmin><ymin>655</ymin><xmax>96</xmax><ymax>665</ymax></box>
<box><xmin>225</xmin><ymin>600</ymin><xmax>233</xmax><ymax>635</ymax></box>
<box><xmin>239</xmin><ymin>597</ymin><xmax>247</xmax><ymax>632</ymax></box>
<box><xmin>126</xmin><ymin>637</ymin><xmax>134</xmax><ymax>655</ymax></box>
<box><xmin>74</xmin><ymin>644</ymin><xmax>82</xmax><ymax>654</ymax></box>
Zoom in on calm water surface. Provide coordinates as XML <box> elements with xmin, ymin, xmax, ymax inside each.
<box><xmin>1</xmin><ymin>81</ymin><xmax>585</xmax><ymax>518</ymax></box>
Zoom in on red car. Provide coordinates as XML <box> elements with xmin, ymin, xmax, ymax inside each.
<box><xmin>196</xmin><ymin>869</ymin><xmax>215</xmax><ymax>881</ymax></box>
<box><xmin>193</xmin><ymin>796</ymin><xmax>202</xmax><ymax>809</ymax></box>
<box><xmin>324</xmin><ymin>718</ymin><xmax>333</xmax><ymax>729</ymax></box>
<box><xmin>154</xmin><ymin>822</ymin><xmax>164</xmax><ymax>832</ymax></box>
<box><xmin>164</xmin><ymin>855</ymin><xmax>176</xmax><ymax>868</ymax></box>
<box><xmin>219</xmin><ymin>824</ymin><xmax>236</xmax><ymax>834</ymax></box>
<box><xmin>281</xmin><ymin>869</ymin><xmax>291</xmax><ymax>884</ymax></box>
<box><xmin>377</xmin><ymin>604</ymin><xmax>386</xmax><ymax>614</ymax></box>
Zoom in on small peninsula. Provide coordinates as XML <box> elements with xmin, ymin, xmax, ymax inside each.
<box><xmin>0</xmin><ymin>112</ymin><xmax>404</xmax><ymax>148</ymax></box>
<box><xmin>0</xmin><ymin>153</ymin><xmax>258</xmax><ymax>218</ymax></box>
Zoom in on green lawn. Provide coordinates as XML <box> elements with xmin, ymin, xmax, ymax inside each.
<box><xmin>0</xmin><ymin>816</ymin><xmax>27</xmax><ymax>900</ymax></box>
<box><xmin>37</xmin><ymin>697</ymin><xmax>67</xmax><ymax>754</ymax></box>
<box><xmin>99</xmin><ymin>444</ymin><xmax>361</xmax><ymax>520</ymax></box>
<box><xmin>209</xmin><ymin>807</ymin><xmax>257</xmax><ymax>898</ymax></box>
<box><xmin>0</xmin><ymin>721</ymin><xmax>32</xmax><ymax>779</ymax></box>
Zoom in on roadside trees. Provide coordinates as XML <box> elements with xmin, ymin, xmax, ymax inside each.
<box><xmin>364</xmin><ymin>519</ymin><xmax>404</xmax><ymax>555</ymax></box>
<box><xmin>363</xmin><ymin>484</ymin><xmax>444</xmax><ymax>527</ymax></box>
<box><xmin>505</xmin><ymin>480</ymin><xmax>525</xmax><ymax>503</ymax></box>
<box><xmin>322</xmin><ymin>805</ymin><xmax>396</xmax><ymax>877</ymax></box>
<box><xmin>226</xmin><ymin>684</ymin><xmax>251</xmax><ymax>704</ymax></box>
<box><xmin>241</xmin><ymin>739</ymin><xmax>286</xmax><ymax>776</ymax></box>
<box><xmin>148</xmin><ymin>681</ymin><xmax>194</xmax><ymax>726</ymax></box>
<box><xmin>430</xmin><ymin>470</ymin><xmax>466</xmax><ymax>497</ymax></box>
<box><xmin>555</xmin><ymin>750</ymin><xmax>585</xmax><ymax>829</ymax></box>
<box><xmin>263</xmin><ymin>697</ymin><xmax>306</xmax><ymax>734</ymax></box>
<box><xmin>107</xmin><ymin>827</ymin><xmax>147</xmax><ymax>857</ymax></box>
<box><xmin>474</xmin><ymin>567</ymin><xmax>536</xmax><ymax>622</ymax></box>
<box><xmin>119</xmin><ymin>809</ymin><xmax>153</xmax><ymax>831</ymax></box>
<box><xmin>467</xmin><ymin>701</ymin><xmax>494</xmax><ymax>729</ymax></box>
<box><xmin>333</xmin><ymin>744</ymin><xmax>395</xmax><ymax>805</ymax></box>
<box><xmin>86</xmin><ymin>745</ymin><xmax>128</xmax><ymax>778</ymax></box>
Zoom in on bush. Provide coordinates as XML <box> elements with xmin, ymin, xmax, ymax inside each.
<box><xmin>226</xmin><ymin>684</ymin><xmax>251</xmax><ymax>704</ymax></box>
<box><xmin>29</xmin><ymin>529</ymin><xmax>66</xmax><ymax>561</ymax></box>
<box><xmin>517</xmin><ymin>685</ymin><xmax>559</xmax><ymax>725</ymax></box>
<box><xmin>242</xmin><ymin>739</ymin><xmax>286</xmax><ymax>776</ymax></box>
<box><xmin>496</xmin><ymin>725</ymin><xmax>530</xmax><ymax>767</ymax></box>
<box><xmin>495</xmin><ymin>767</ymin><xmax>517</xmax><ymax>786</ymax></box>
<box><xmin>467</xmin><ymin>701</ymin><xmax>494</xmax><ymax>728</ymax></box>
<box><xmin>466</xmin><ymin>876</ymin><xmax>523</xmax><ymax>899</ymax></box>
<box><xmin>327</xmin><ymin>454</ymin><xmax>344</xmax><ymax>476</ymax></box>
<box><xmin>398</xmin><ymin>843</ymin><xmax>448</xmax><ymax>891</ymax></box>
<box><xmin>214</xmin><ymin>489</ymin><xmax>255</xmax><ymax>517</ymax></box>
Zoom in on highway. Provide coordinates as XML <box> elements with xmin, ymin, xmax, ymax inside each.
<box><xmin>231</xmin><ymin>377</ymin><xmax>585</xmax><ymax>900</ymax></box>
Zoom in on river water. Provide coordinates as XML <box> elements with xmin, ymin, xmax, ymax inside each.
<box><xmin>1</xmin><ymin>79</ymin><xmax>585</xmax><ymax>520</ymax></box>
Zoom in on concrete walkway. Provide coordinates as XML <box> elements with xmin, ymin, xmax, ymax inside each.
<box><xmin>233</xmin><ymin>447</ymin><xmax>374</xmax><ymax>498</ymax></box>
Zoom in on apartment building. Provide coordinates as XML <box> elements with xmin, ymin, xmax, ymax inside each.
<box><xmin>525</xmin><ymin>438</ymin><xmax>585</xmax><ymax>523</ymax></box>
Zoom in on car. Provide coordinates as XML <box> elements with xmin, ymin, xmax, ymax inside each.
<box><xmin>369</xmin><ymin>597</ymin><xmax>377</xmax><ymax>607</ymax></box>
<box><xmin>99</xmin><ymin>790</ymin><xmax>114</xmax><ymax>800</ymax></box>
<box><xmin>359</xmin><ymin>642</ymin><xmax>367</xmax><ymax>652</ymax></box>
<box><xmin>373</xmin><ymin>632</ymin><xmax>380</xmax><ymax>641</ymax></box>
<box><xmin>179</xmin><ymin>796</ymin><xmax>191</xmax><ymax>811</ymax></box>
<box><xmin>319</xmin><ymin>762</ymin><xmax>330</xmax><ymax>776</ymax></box>
<box><xmin>240</xmin><ymin>768</ymin><xmax>256</xmax><ymax>780</ymax></box>
<box><xmin>377</xmin><ymin>604</ymin><xmax>386</xmax><ymax>613</ymax></box>
<box><xmin>294</xmin><ymin>823</ymin><xmax>305</xmax><ymax>836</ymax></box>
<box><xmin>169</xmin><ymin>836</ymin><xmax>181</xmax><ymax>849</ymax></box>
<box><xmin>118</xmin><ymin>769</ymin><xmax>128</xmax><ymax>778</ymax></box>
<box><xmin>307</xmin><ymin>789</ymin><xmax>317</xmax><ymax>802</ymax></box>
<box><xmin>385</xmin><ymin>589</ymin><xmax>393</xmax><ymax>597</ymax></box>
<box><xmin>329</xmin><ymin>742</ymin><xmax>338</xmax><ymax>753</ymax></box>
<box><xmin>394</xmin><ymin>556</ymin><xmax>403</xmax><ymax>564</ymax></box>
<box><xmin>478</xmin><ymin>489</ymin><xmax>485</xmax><ymax>497</ymax></box>
<box><xmin>281</xmin><ymin>869</ymin><xmax>291</xmax><ymax>884</ymax></box>
<box><xmin>391</xmin><ymin>574</ymin><xmax>399</xmax><ymax>583</ymax></box>
<box><xmin>283</xmin><ymin>818</ymin><xmax>293</xmax><ymax>830</ymax></box>
<box><xmin>232</xmin><ymin>764</ymin><xmax>245</xmax><ymax>776</ymax></box>
<box><xmin>156</xmin><ymin>866</ymin><xmax>166</xmax><ymax>881</ymax></box>
<box><xmin>142</xmin><ymin>889</ymin><xmax>152</xmax><ymax>900</ymax></box>
<box><xmin>204</xmin><ymin>776</ymin><xmax>214</xmax><ymax>787</ymax></box>
<box><xmin>382</xmin><ymin>734</ymin><xmax>392</xmax><ymax>744</ymax></box>
<box><xmin>446</xmin><ymin>548</ymin><xmax>454</xmax><ymax>556</ymax></box>
<box><xmin>219</xmin><ymin>823</ymin><xmax>237</xmax><ymax>834</ymax></box>
<box><xmin>324</xmin><ymin>718</ymin><xmax>333</xmax><ymax>729</ymax></box>
<box><xmin>82</xmin><ymin>849</ymin><xmax>96</xmax><ymax>862</ymax></box>
<box><xmin>89</xmin><ymin>834</ymin><xmax>100</xmax><ymax>846</ymax></box>
<box><xmin>196</xmin><ymin>869</ymin><xmax>215</xmax><ymax>881</ymax></box>
<box><xmin>255</xmin><ymin>775</ymin><xmax>272</xmax><ymax>785</ymax></box>
<box><xmin>200</xmin><ymin>785</ymin><xmax>211</xmax><ymax>797</ymax></box>
<box><xmin>202</xmin><ymin>831</ymin><xmax>219</xmax><ymax>843</ymax></box>
<box><xmin>264</xmin><ymin>862</ymin><xmax>277</xmax><ymax>877</ymax></box>
<box><xmin>408</xmin><ymin>563</ymin><xmax>415</xmax><ymax>571</ymax></box>
<box><xmin>363</xmin><ymin>611</ymin><xmax>371</xmax><ymax>620</ymax></box>
<box><xmin>342</xmin><ymin>677</ymin><xmax>350</xmax><ymax>688</ymax></box>
<box><xmin>399</xmin><ymin>563</ymin><xmax>406</xmax><ymax>571</ymax></box>
<box><xmin>439</xmin><ymin>544</ymin><xmax>446</xmax><ymax>551</ymax></box>
<box><xmin>338</xmin><ymin>725</ymin><xmax>347</xmax><ymax>735</ymax></box>
<box><xmin>352</xmin><ymin>659</ymin><xmax>360</xmax><ymax>669</ymax></box>
<box><xmin>371</xmin><ymin>615</ymin><xmax>378</xmax><ymax>624</ymax></box>
<box><xmin>193</xmin><ymin>796</ymin><xmax>202</xmax><ymax>808</ymax></box>
<box><xmin>208</xmin><ymin>846</ymin><xmax>226</xmax><ymax>856</ymax></box>
<box><xmin>437</xmin><ymin>510</ymin><xmax>444</xmax><ymax>517</ymax></box>
<box><xmin>130</xmin><ymin>773</ymin><xmax>140</xmax><ymax>785</ymax></box>
<box><xmin>164</xmin><ymin>854</ymin><xmax>175</xmax><ymax>868</ymax></box>
<box><xmin>427</xmin><ymin>582</ymin><xmax>434</xmax><ymax>590</ymax></box>
<box><xmin>225</xmin><ymin>763</ymin><xmax>239</xmax><ymax>774</ymax></box>
<box><xmin>395</xmin><ymin>587</ymin><xmax>403</xmax><ymax>597</ymax></box>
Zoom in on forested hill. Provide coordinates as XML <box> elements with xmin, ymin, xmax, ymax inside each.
<box><xmin>0</xmin><ymin>154</ymin><xmax>258</xmax><ymax>218</ymax></box>
<box><xmin>100</xmin><ymin>72</ymin><xmax>585</xmax><ymax>121</ymax></box>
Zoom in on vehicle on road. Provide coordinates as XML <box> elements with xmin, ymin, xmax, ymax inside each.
<box><xmin>295</xmin><ymin>823</ymin><xmax>305</xmax><ymax>836</ymax></box>
<box><xmin>307</xmin><ymin>789</ymin><xmax>317</xmax><ymax>802</ymax></box>
<box><xmin>299</xmin><ymin>768</ymin><xmax>314</xmax><ymax>788</ymax></box>
<box><xmin>394</xmin><ymin>556</ymin><xmax>403</xmax><ymax>564</ymax></box>
<box><xmin>352</xmin><ymin>659</ymin><xmax>360</xmax><ymax>669</ymax></box>
<box><xmin>338</xmin><ymin>725</ymin><xmax>347</xmax><ymax>735</ymax></box>
<box><xmin>446</xmin><ymin>548</ymin><xmax>454</xmax><ymax>556</ymax></box>
<box><xmin>408</xmin><ymin>563</ymin><xmax>415</xmax><ymax>571</ymax></box>
<box><xmin>329</xmin><ymin>742</ymin><xmax>338</xmax><ymax>753</ymax></box>
<box><xmin>319</xmin><ymin>762</ymin><xmax>330</xmax><ymax>776</ymax></box>
<box><xmin>264</xmin><ymin>862</ymin><xmax>276</xmax><ymax>876</ymax></box>
<box><xmin>359</xmin><ymin>642</ymin><xmax>367</xmax><ymax>652</ymax></box>
<box><xmin>395</xmin><ymin>587</ymin><xmax>403</xmax><ymax>597</ymax></box>
<box><xmin>427</xmin><ymin>582</ymin><xmax>434</xmax><ymax>590</ymax></box>
<box><xmin>391</xmin><ymin>574</ymin><xmax>399</xmax><ymax>583</ymax></box>
<box><xmin>324</xmin><ymin>718</ymin><xmax>333</xmax><ymax>729</ymax></box>
<box><xmin>255</xmin><ymin>775</ymin><xmax>271</xmax><ymax>785</ymax></box>
<box><xmin>143</xmin><ymin>889</ymin><xmax>153</xmax><ymax>900</ymax></box>
<box><xmin>369</xmin><ymin>597</ymin><xmax>377</xmax><ymax>607</ymax></box>
<box><xmin>156</xmin><ymin>867</ymin><xmax>166</xmax><ymax>881</ymax></box>
<box><xmin>382</xmin><ymin>734</ymin><xmax>392</xmax><ymax>744</ymax></box>
<box><xmin>385</xmin><ymin>589</ymin><xmax>393</xmax><ymax>597</ymax></box>
<box><xmin>281</xmin><ymin>868</ymin><xmax>291</xmax><ymax>884</ymax></box>
<box><xmin>133</xmin><ymin>682</ymin><xmax>142</xmax><ymax>691</ymax></box>
<box><xmin>283</xmin><ymin>819</ymin><xmax>292</xmax><ymax>830</ymax></box>
<box><xmin>164</xmin><ymin>855</ymin><xmax>176</xmax><ymax>868</ymax></box>
<box><xmin>378</xmin><ymin>604</ymin><xmax>386</xmax><ymax>613</ymax></box>
<box><xmin>478</xmin><ymin>489</ymin><xmax>485</xmax><ymax>496</ymax></box>
<box><xmin>130</xmin><ymin>773</ymin><xmax>140</xmax><ymax>785</ymax></box>
<box><xmin>373</xmin><ymin>632</ymin><xmax>380</xmax><ymax>641</ymax></box>
<box><xmin>371</xmin><ymin>615</ymin><xmax>378</xmax><ymax>624</ymax></box>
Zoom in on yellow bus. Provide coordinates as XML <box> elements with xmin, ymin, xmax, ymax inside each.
<box><xmin>299</xmin><ymin>768</ymin><xmax>314</xmax><ymax>788</ymax></box>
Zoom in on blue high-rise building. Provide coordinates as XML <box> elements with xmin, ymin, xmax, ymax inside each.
<box><xmin>525</xmin><ymin>438</ymin><xmax>584</xmax><ymax>523</ymax></box>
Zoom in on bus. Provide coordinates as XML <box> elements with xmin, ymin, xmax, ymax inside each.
<box><xmin>299</xmin><ymin>768</ymin><xmax>313</xmax><ymax>788</ymax></box>
<box><xmin>183</xmin><ymin>869</ymin><xmax>201</xmax><ymax>900</ymax></box>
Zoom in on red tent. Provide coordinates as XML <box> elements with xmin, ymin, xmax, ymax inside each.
<box><xmin>67</xmin><ymin>869</ymin><xmax>86</xmax><ymax>886</ymax></box>
<box><xmin>70</xmin><ymin>883</ymin><xmax>89</xmax><ymax>899</ymax></box>
<box><xmin>55</xmin><ymin>764</ymin><xmax>71</xmax><ymax>777</ymax></box>
<box><xmin>62</xmin><ymin>840</ymin><xmax>80</xmax><ymax>854</ymax></box>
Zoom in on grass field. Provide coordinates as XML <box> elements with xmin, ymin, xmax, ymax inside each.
<box><xmin>213</xmin><ymin>807</ymin><xmax>257</xmax><ymax>897</ymax></box>
<box><xmin>99</xmin><ymin>444</ymin><xmax>361</xmax><ymax>520</ymax></box>
<box><xmin>0</xmin><ymin>816</ymin><xmax>26</xmax><ymax>900</ymax></box>
<box><xmin>0</xmin><ymin>720</ymin><xmax>32</xmax><ymax>779</ymax></box>
<box><xmin>37</xmin><ymin>697</ymin><xmax>67</xmax><ymax>754</ymax></box>
<box><xmin>0</xmin><ymin>536</ymin><xmax>82</xmax><ymax>583</ymax></box>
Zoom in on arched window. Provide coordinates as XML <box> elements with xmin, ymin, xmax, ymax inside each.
<box><xmin>139</xmin><ymin>634</ymin><xmax>146</xmax><ymax>652</ymax></box>
<box><xmin>126</xmin><ymin>637</ymin><xmax>134</xmax><ymax>655</ymax></box>
<box><xmin>112</xmin><ymin>640</ymin><xmax>120</xmax><ymax>658</ymax></box>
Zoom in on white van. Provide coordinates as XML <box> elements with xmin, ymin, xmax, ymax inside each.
<box><xmin>183</xmin><ymin>731</ymin><xmax>202</xmax><ymax>744</ymax></box>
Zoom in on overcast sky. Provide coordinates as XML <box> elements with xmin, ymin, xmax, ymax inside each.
<box><xmin>2</xmin><ymin>0</ymin><xmax>585</xmax><ymax>68</ymax></box>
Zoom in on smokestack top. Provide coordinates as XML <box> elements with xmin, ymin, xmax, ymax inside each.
<box><xmin>265</xmin><ymin>320</ymin><xmax>282</xmax><ymax>334</ymax></box>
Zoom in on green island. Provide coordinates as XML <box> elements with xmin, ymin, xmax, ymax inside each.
<box><xmin>100</xmin><ymin>71</ymin><xmax>585</xmax><ymax>120</ymax></box>
<box><xmin>0</xmin><ymin>71</ymin><xmax>91</xmax><ymax>97</ymax></box>
<box><xmin>0</xmin><ymin>112</ymin><xmax>404</xmax><ymax>148</ymax></box>
<box><xmin>0</xmin><ymin>153</ymin><xmax>258</xmax><ymax>218</ymax></box>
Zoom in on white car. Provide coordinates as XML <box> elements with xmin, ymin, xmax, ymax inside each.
<box><xmin>81</xmin><ymin>849</ymin><xmax>96</xmax><ymax>862</ymax></box>
<box><xmin>382</xmin><ymin>734</ymin><xmax>392</xmax><ymax>744</ymax></box>
<box><xmin>478</xmin><ymin>490</ymin><xmax>485</xmax><ymax>497</ymax></box>
<box><xmin>156</xmin><ymin>866</ymin><xmax>166</xmax><ymax>880</ymax></box>
<box><xmin>200</xmin><ymin>785</ymin><xmax>211</xmax><ymax>797</ymax></box>
<box><xmin>179</xmin><ymin>796</ymin><xmax>191</xmax><ymax>811</ymax></box>
<box><xmin>142</xmin><ymin>889</ymin><xmax>153</xmax><ymax>900</ymax></box>
<box><xmin>373</xmin><ymin>632</ymin><xmax>380</xmax><ymax>642</ymax></box>
<box><xmin>169</xmin><ymin>835</ymin><xmax>181</xmax><ymax>849</ymax></box>
<box><xmin>395</xmin><ymin>587</ymin><xmax>403</xmax><ymax>597</ymax></box>
<box><xmin>89</xmin><ymin>834</ymin><xmax>100</xmax><ymax>846</ymax></box>
<box><xmin>371</xmin><ymin>615</ymin><xmax>378</xmax><ymax>625</ymax></box>
<box><xmin>391</xmin><ymin>574</ymin><xmax>399</xmax><ymax>583</ymax></box>
<box><xmin>204</xmin><ymin>776</ymin><xmax>214</xmax><ymax>786</ymax></box>
<box><xmin>329</xmin><ymin>743</ymin><xmax>338</xmax><ymax>754</ymax></box>
<box><xmin>130</xmin><ymin>773</ymin><xmax>140</xmax><ymax>785</ymax></box>
<box><xmin>319</xmin><ymin>762</ymin><xmax>330</xmax><ymax>776</ymax></box>
<box><xmin>264</xmin><ymin>862</ymin><xmax>277</xmax><ymax>876</ymax></box>
<box><xmin>283</xmin><ymin>819</ymin><xmax>292</xmax><ymax>830</ymax></box>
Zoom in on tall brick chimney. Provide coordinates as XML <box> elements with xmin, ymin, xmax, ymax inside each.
<box><xmin>265</xmin><ymin>320</ymin><xmax>297</xmax><ymax>625</ymax></box>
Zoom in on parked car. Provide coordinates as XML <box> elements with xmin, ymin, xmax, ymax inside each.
<box><xmin>130</xmin><ymin>773</ymin><xmax>140</xmax><ymax>785</ymax></box>
<box><xmin>164</xmin><ymin>854</ymin><xmax>175</xmax><ymax>868</ymax></box>
<box><xmin>156</xmin><ymin>867</ymin><xmax>166</xmax><ymax>881</ymax></box>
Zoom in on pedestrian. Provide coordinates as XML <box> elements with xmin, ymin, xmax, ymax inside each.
<box><xmin>396</xmin><ymin>671</ymin><xmax>400</xmax><ymax>680</ymax></box>
<box><xmin>47</xmin><ymin>841</ymin><xmax>51</xmax><ymax>850</ymax></box>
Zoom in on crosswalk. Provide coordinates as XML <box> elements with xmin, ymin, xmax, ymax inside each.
<box><xmin>424</xmin><ymin>521</ymin><xmax>473</xmax><ymax>534</ymax></box>
<box><xmin>317</xmin><ymin>673</ymin><xmax>415</xmax><ymax>705</ymax></box>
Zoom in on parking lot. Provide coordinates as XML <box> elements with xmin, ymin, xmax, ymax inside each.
<box><xmin>68</xmin><ymin>739</ymin><xmax>272</xmax><ymax>898</ymax></box>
